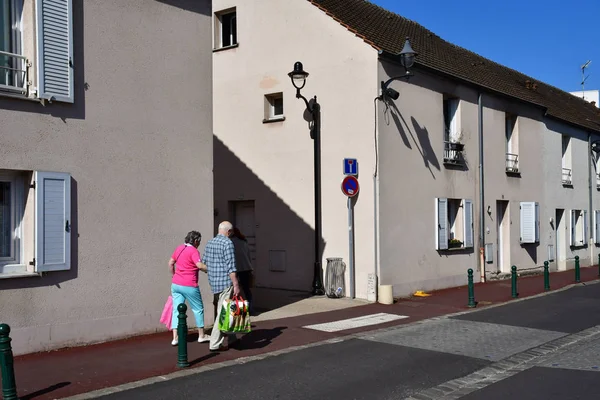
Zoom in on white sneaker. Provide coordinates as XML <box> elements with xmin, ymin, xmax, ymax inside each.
<box><xmin>198</xmin><ymin>334</ymin><xmax>210</xmax><ymax>343</ymax></box>
<box><xmin>171</xmin><ymin>339</ymin><xmax>178</xmax><ymax>346</ymax></box>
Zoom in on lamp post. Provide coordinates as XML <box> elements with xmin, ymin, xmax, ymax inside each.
<box><xmin>379</xmin><ymin>37</ymin><xmax>418</xmax><ymax>101</ymax></box>
<box><xmin>288</xmin><ymin>61</ymin><xmax>325</xmax><ymax>296</ymax></box>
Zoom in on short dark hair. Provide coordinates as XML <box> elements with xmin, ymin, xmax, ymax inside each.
<box><xmin>184</xmin><ymin>230</ymin><xmax>202</xmax><ymax>244</ymax></box>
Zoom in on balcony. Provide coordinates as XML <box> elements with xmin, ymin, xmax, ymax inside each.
<box><xmin>506</xmin><ymin>153</ymin><xmax>519</xmax><ymax>173</ymax></box>
<box><xmin>443</xmin><ymin>141</ymin><xmax>464</xmax><ymax>165</ymax></box>
<box><xmin>562</xmin><ymin>168</ymin><xmax>572</xmax><ymax>185</ymax></box>
<box><xmin>0</xmin><ymin>50</ymin><xmax>30</xmax><ymax>95</ymax></box>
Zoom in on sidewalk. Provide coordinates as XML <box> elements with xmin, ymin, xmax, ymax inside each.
<box><xmin>8</xmin><ymin>266</ymin><xmax>600</xmax><ymax>400</ymax></box>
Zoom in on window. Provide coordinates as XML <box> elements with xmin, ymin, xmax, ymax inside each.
<box><xmin>215</xmin><ymin>8</ymin><xmax>237</xmax><ymax>49</ymax></box>
<box><xmin>519</xmin><ymin>201</ymin><xmax>540</xmax><ymax>244</ymax></box>
<box><xmin>570</xmin><ymin>209</ymin><xmax>587</xmax><ymax>247</ymax></box>
<box><xmin>0</xmin><ymin>170</ymin><xmax>71</xmax><ymax>277</ymax></box>
<box><xmin>0</xmin><ymin>0</ymin><xmax>74</xmax><ymax>102</ymax></box>
<box><xmin>263</xmin><ymin>92</ymin><xmax>284</xmax><ymax>122</ymax></box>
<box><xmin>505</xmin><ymin>113</ymin><xmax>519</xmax><ymax>173</ymax></box>
<box><xmin>561</xmin><ymin>135</ymin><xmax>572</xmax><ymax>185</ymax></box>
<box><xmin>443</xmin><ymin>97</ymin><xmax>463</xmax><ymax>164</ymax></box>
<box><xmin>435</xmin><ymin>197</ymin><xmax>473</xmax><ymax>250</ymax></box>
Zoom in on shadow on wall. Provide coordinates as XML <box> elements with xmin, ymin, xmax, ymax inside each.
<box><xmin>0</xmin><ymin>177</ymin><xmax>79</xmax><ymax>290</ymax></box>
<box><xmin>521</xmin><ymin>243</ymin><xmax>539</xmax><ymax>264</ymax></box>
<box><xmin>0</xmin><ymin>0</ymin><xmax>85</xmax><ymax>120</ymax></box>
<box><xmin>383</xmin><ymin>99</ymin><xmax>441</xmax><ymax>179</ymax></box>
<box><xmin>213</xmin><ymin>135</ymin><xmax>326</xmax><ymax>305</ymax></box>
<box><xmin>155</xmin><ymin>0</ymin><xmax>211</xmax><ymax>15</ymax></box>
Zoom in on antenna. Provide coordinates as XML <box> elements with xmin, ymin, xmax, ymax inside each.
<box><xmin>581</xmin><ymin>60</ymin><xmax>591</xmax><ymax>100</ymax></box>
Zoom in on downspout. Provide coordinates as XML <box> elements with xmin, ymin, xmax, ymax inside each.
<box><xmin>373</xmin><ymin>97</ymin><xmax>380</xmax><ymax>302</ymax></box>
<box><xmin>588</xmin><ymin>133</ymin><xmax>593</xmax><ymax>265</ymax></box>
<box><xmin>478</xmin><ymin>93</ymin><xmax>486</xmax><ymax>282</ymax></box>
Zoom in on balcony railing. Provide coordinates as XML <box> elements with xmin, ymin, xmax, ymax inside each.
<box><xmin>443</xmin><ymin>141</ymin><xmax>464</xmax><ymax>164</ymax></box>
<box><xmin>506</xmin><ymin>153</ymin><xmax>519</xmax><ymax>172</ymax></box>
<box><xmin>0</xmin><ymin>50</ymin><xmax>29</xmax><ymax>95</ymax></box>
<box><xmin>562</xmin><ymin>168</ymin><xmax>572</xmax><ymax>185</ymax></box>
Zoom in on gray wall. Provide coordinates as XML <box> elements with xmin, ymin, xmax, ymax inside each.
<box><xmin>0</xmin><ymin>0</ymin><xmax>213</xmax><ymax>355</ymax></box>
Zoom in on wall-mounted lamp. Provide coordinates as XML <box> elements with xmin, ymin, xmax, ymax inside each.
<box><xmin>379</xmin><ymin>37</ymin><xmax>418</xmax><ymax>102</ymax></box>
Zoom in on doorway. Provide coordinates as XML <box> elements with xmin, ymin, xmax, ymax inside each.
<box><xmin>496</xmin><ymin>200</ymin><xmax>509</xmax><ymax>273</ymax></box>
<box><xmin>556</xmin><ymin>209</ymin><xmax>566</xmax><ymax>270</ymax></box>
<box><xmin>232</xmin><ymin>201</ymin><xmax>256</xmax><ymax>267</ymax></box>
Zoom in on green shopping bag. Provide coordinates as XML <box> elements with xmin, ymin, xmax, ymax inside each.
<box><xmin>218</xmin><ymin>295</ymin><xmax>251</xmax><ymax>334</ymax></box>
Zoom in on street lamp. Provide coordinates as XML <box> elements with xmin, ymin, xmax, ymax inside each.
<box><xmin>288</xmin><ymin>61</ymin><xmax>325</xmax><ymax>296</ymax></box>
<box><xmin>380</xmin><ymin>37</ymin><xmax>418</xmax><ymax>101</ymax></box>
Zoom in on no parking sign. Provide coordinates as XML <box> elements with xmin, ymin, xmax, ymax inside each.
<box><xmin>341</xmin><ymin>175</ymin><xmax>359</xmax><ymax>197</ymax></box>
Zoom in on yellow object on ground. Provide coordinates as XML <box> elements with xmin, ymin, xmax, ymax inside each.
<box><xmin>413</xmin><ymin>290</ymin><xmax>432</xmax><ymax>297</ymax></box>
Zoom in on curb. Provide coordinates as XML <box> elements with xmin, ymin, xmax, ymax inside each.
<box><xmin>60</xmin><ymin>278</ymin><xmax>600</xmax><ymax>399</ymax></box>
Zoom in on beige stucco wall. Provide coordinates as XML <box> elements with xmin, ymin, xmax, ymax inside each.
<box><xmin>213</xmin><ymin>0</ymin><xmax>378</xmax><ymax>298</ymax></box>
<box><xmin>378</xmin><ymin>59</ymin><xmax>600</xmax><ymax>297</ymax></box>
<box><xmin>0</xmin><ymin>0</ymin><xmax>213</xmax><ymax>355</ymax></box>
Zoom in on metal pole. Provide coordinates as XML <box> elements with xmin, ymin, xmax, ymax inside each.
<box><xmin>511</xmin><ymin>265</ymin><xmax>518</xmax><ymax>298</ymax></box>
<box><xmin>177</xmin><ymin>304</ymin><xmax>190</xmax><ymax>368</ymax></box>
<box><xmin>478</xmin><ymin>93</ymin><xmax>486</xmax><ymax>283</ymax></box>
<box><xmin>348</xmin><ymin>196</ymin><xmax>355</xmax><ymax>299</ymax></box>
<box><xmin>312</xmin><ymin>99</ymin><xmax>325</xmax><ymax>296</ymax></box>
<box><xmin>575</xmin><ymin>255</ymin><xmax>581</xmax><ymax>283</ymax></box>
<box><xmin>589</xmin><ymin>134</ymin><xmax>594</xmax><ymax>265</ymax></box>
<box><xmin>544</xmin><ymin>261</ymin><xmax>550</xmax><ymax>291</ymax></box>
<box><xmin>467</xmin><ymin>269</ymin><xmax>476</xmax><ymax>308</ymax></box>
<box><xmin>0</xmin><ymin>324</ymin><xmax>18</xmax><ymax>400</ymax></box>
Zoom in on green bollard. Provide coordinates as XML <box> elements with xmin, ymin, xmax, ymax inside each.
<box><xmin>575</xmin><ymin>256</ymin><xmax>580</xmax><ymax>283</ymax></box>
<box><xmin>544</xmin><ymin>261</ymin><xmax>550</xmax><ymax>291</ymax></box>
<box><xmin>177</xmin><ymin>304</ymin><xmax>190</xmax><ymax>368</ymax></box>
<box><xmin>0</xmin><ymin>324</ymin><xmax>18</xmax><ymax>400</ymax></box>
<box><xmin>511</xmin><ymin>265</ymin><xmax>518</xmax><ymax>298</ymax></box>
<box><xmin>467</xmin><ymin>268</ymin><xmax>477</xmax><ymax>308</ymax></box>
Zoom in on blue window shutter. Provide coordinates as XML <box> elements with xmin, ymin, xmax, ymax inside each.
<box><xmin>35</xmin><ymin>171</ymin><xmax>71</xmax><ymax>272</ymax></box>
<box><xmin>36</xmin><ymin>0</ymin><xmax>74</xmax><ymax>103</ymax></box>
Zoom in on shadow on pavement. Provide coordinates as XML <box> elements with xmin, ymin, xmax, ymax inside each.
<box><xmin>233</xmin><ymin>327</ymin><xmax>288</xmax><ymax>351</ymax></box>
<box><xmin>21</xmin><ymin>382</ymin><xmax>71</xmax><ymax>400</ymax></box>
<box><xmin>189</xmin><ymin>353</ymin><xmax>218</xmax><ymax>367</ymax></box>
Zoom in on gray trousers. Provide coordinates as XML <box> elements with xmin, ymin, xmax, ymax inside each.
<box><xmin>210</xmin><ymin>286</ymin><xmax>234</xmax><ymax>350</ymax></box>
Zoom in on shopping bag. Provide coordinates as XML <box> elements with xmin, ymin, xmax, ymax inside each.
<box><xmin>218</xmin><ymin>295</ymin><xmax>251</xmax><ymax>334</ymax></box>
<box><xmin>159</xmin><ymin>295</ymin><xmax>173</xmax><ymax>329</ymax></box>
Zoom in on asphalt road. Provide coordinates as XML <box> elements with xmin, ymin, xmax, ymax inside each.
<box><xmin>97</xmin><ymin>283</ymin><xmax>600</xmax><ymax>400</ymax></box>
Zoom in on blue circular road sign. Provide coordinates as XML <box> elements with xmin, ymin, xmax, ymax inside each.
<box><xmin>341</xmin><ymin>176</ymin><xmax>359</xmax><ymax>197</ymax></box>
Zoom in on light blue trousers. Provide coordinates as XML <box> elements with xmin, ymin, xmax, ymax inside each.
<box><xmin>171</xmin><ymin>283</ymin><xmax>204</xmax><ymax>330</ymax></box>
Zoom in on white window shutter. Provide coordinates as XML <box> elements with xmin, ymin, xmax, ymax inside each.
<box><xmin>595</xmin><ymin>210</ymin><xmax>600</xmax><ymax>244</ymax></box>
<box><xmin>36</xmin><ymin>0</ymin><xmax>74</xmax><ymax>103</ymax></box>
<box><xmin>520</xmin><ymin>202</ymin><xmax>536</xmax><ymax>243</ymax></box>
<box><xmin>34</xmin><ymin>171</ymin><xmax>71</xmax><ymax>272</ymax></box>
<box><xmin>436</xmin><ymin>198</ymin><xmax>448</xmax><ymax>250</ymax></box>
<box><xmin>463</xmin><ymin>199</ymin><xmax>474</xmax><ymax>248</ymax></box>
<box><xmin>535</xmin><ymin>202</ymin><xmax>540</xmax><ymax>243</ymax></box>
<box><xmin>570</xmin><ymin>210</ymin><xmax>575</xmax><ymax>247</ymax></box>
<box><xmin>583</xmin><ymin>210</ymin><xmax>588</xmax><ymax>246</ymax></box>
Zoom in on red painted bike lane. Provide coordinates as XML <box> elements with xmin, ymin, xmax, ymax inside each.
<box><xmin>8</xmin><ymin>266</ymin><xmax>599</xmax><ymax>399</ymax></box>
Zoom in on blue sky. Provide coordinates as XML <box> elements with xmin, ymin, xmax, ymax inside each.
<box><xmin>371</xmin><ymin>0</ymin><xmax>599</xmax><ymax>94</ymax></box>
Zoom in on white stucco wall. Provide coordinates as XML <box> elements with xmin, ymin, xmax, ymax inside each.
<box><xmin>0</xmin><ymin>0</ymin><xmax>213</xmax><ymax>355</ymax></box>
<box><xmin>213</xmin><ymin>0</ymin><xmax>378</xmax><ymax>298</ymax></box>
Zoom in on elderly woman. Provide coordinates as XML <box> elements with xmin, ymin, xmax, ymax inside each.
<box><xmin>168</xmin><ymin>230</ymin><xmax>210</xmax><ymax>345</ymax></box>
<box><xmin>230</xmin><ymin>227</ymin><xmax>254</xmax><ymax>314</ymax></box>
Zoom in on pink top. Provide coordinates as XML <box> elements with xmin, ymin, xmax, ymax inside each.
<box><xmin>171</xmin><ymin>244</ymin><xmax>201</xmax><ymax>287</ymax></box>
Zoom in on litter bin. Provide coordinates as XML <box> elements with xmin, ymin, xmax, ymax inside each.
<box><xmin>325</xmin><ymin>257</ymin><xmax>346</xmax><ymax>298</ymax></box>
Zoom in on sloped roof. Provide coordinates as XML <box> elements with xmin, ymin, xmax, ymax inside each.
<box><xmin>310</xmin><ymin>0</ymin><xmax>600</xmax><ymax>132</ymax></box>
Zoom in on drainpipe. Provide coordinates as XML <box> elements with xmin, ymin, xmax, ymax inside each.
<box><xmin>478</xmin><ymin>93</ymin><xmax>486</xmax><ymax>283</ymax></box>
<box><xmin>589</xmin><ymin>133</ymin><xmax>593</xmax><ymax>265</ymax></box>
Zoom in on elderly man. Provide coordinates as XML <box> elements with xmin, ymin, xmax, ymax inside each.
<box><xmin>202</xmin><ymin>220</ymin><xmax>240</xmax><ymax>351</ymax></box>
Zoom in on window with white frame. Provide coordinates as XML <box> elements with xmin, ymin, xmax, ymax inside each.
<box><xmin>570</xmin><ymin>209</ymin><xmax>587</xmax><ymax>247</ymax></box>
<box><xmin>435</xmin><ymin>197</ymin><xmax>473</xmax><ymax>250</ymax></box>
<box><xmin>505</xmin><ymin>113</ymin><xmax>519</xmax><ymax>173</ymax></box>
<box><xmin>443</xmin><ymin>97</ymin><xmax>461</xmax><ymax>143</ymax></box>
<box><xmin>0</xmin><ymin>0</ymin><xmax>74</xmax><ymax>102</ymax></box>
<box><xmin>519</xmin><ymin>201</ymin><xmax>540</xmax><ymax>244</ymax></box>
<box><xmin>263</xmin><ymin>92</ymin><xmax>284</xmax><ymax>122</ymax></box>
<box><xmin>214</xmin><ymin>8</ymin><xmax>237</xmax><ymax>49</ymax></box>
<box><xmin>0</xmin><ymin>169</ymin><xmax>72</xmax><ymax>277</ymax></box>
<box><xmin>561</xmin><ymin>135</ymin><xmax>572</xmax><ymax>185</ymax></box>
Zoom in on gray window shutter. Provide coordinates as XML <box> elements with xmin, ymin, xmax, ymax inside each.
<box><xmin>36</xmin><ymin>0</ymin><xmax>74</xmax><ymax>103</ymax></box>
<box><xmin>595</xmin><ymin>210</ymin><xmax>600</xmax><ymax>244</ymax></box>
<box><xmin>463</xmin><ymin>199</ymin><xmax>474</xmax><ymax>248</ymax></box>
<box><xmin>535</xmin><ymin>202</ymin><xmax>540</xmax><ymax>243</ymax></box>
<box><xmin>520</xmin><ymin>202</ymin><xmax>536</xmax><ymax>243</ymax></box>
<box><xmin>34</xmin><ymin>171</ymin><xmax>71</xmax><ymax>272</ymax></box>
<box><xmin>436</xmin><ymin>198</ymin><xmax>448</xmax><ymax>250</ymax></box>
<box><xmin>570</xmin><ymin>210</ymin><xmax>575</xmax><ymax>247</ymax></box>
<box><xmin>583</xmin><ymin>210</ymin><xmax>588</xmax><ymax>246</ymax></box>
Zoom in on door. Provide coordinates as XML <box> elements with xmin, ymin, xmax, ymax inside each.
<box><xmin>496</xmin><ymin>200</ymin><xmax>509</xmax><ymax>273</ymax></box>
<box><xmin>233</xmin><ymin>201</ymin><xmax>256</xmax><ymax>267</ymax></box>
<box><xmin>556</xmin><ymin>209</ymin><xmax>566</xmax><ymax>270</ymax></box>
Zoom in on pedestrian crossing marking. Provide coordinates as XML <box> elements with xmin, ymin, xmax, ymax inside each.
<box><xmin>303</xmin><ymin>313</ymin><xmax>409</xmax><ymax>332</ymax></box>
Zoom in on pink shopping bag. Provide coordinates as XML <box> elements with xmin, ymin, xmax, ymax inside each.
<box><xmin>159</xmin><ymin>295</ymin><xmax>173</xmax><ymax>329</ymax></box>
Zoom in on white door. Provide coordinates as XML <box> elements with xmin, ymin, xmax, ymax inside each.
<box><xmin>496</xmin><ymin>200</ymin><xmax>509</xmax><ymax>273</ymax></box>
<box><xmin>234</xmin><ymin>201</ymin><xmax>256</xmax><ymax>266</ymax></box>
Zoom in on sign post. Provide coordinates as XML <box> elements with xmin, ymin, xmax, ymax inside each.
<box><xmin>341</xmin><ymin>175</ymin><xmax>359</xmax><ymax>299</ymax></box>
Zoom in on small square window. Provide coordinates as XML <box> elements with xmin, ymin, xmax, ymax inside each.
<box><xmin>214</xmin><ymin>9</ymin><xmax>237</xmax><ymax>49</ymax></box>
<box><xmin>264</xmin><ymin>93</ymin><xmax>285</xmax><ymax>123</ymax></box>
